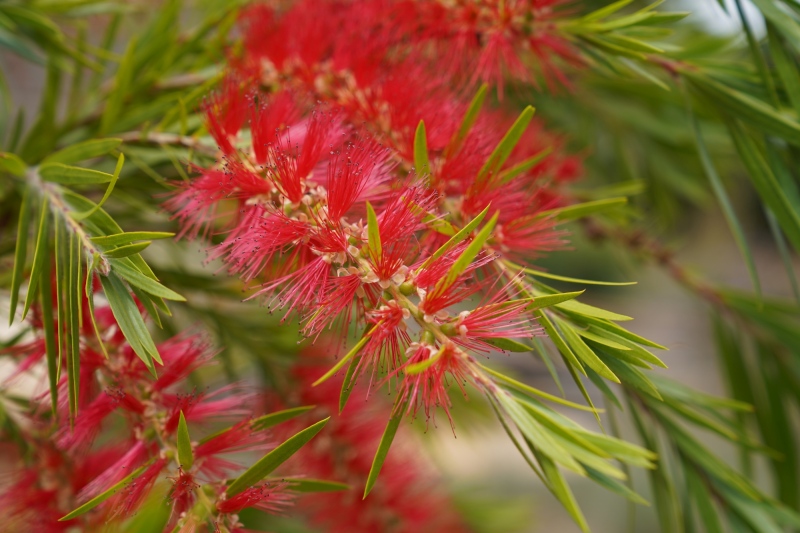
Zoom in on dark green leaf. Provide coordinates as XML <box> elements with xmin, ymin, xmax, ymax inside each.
<box><xmin>43</xmin><ymin>138</ymin><xmax>122</xmax><ymax>165</ymax></box>
<box><xmin>364</xmin><ymin>409</ymin><xmax>404</xmax><ymax>498</ymax></box>
<box><xmin>251</xmin><ymin>406</ymin><xmax>316</xmax><ymax>430</ymax></box>
<box><xmin>39</xmin><ymin>162</ymin><xmax>114</xmax><ymax>185</ymax></box>
<box><xmin>9</xmin><ymin>189</ymin><xmax>33</xmax><ymax>324</ymax></box>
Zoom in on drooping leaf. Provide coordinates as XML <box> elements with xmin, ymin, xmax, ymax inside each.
<box><xmin>364</xmin><ymin>407</ymin><xmax>405</xmax><ymax>498</ymax></box>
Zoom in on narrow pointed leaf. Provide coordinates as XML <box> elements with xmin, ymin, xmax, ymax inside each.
<box><xmin>70</xmin><ymin>153</ymin><xmax>124</xmax><ymax>221</ymax></box>
<box><xmin>417</xmin><ymin>204</ymin><xmax>491</xmax><ymax>272</ymax></box>
<box><xmin>176</xmin><ymin>411</ymin><xmax>193</xmax><ymax>469</ymax></box>
<box><xmin>365</xmin><ymin>201</ymin><xmax>381</xmax><ymax>261</ymax></box>
<box><xmin>438</xmin><ymin>212</ymin><xmax>498</xmax><ymax>288</ymax></box>
<box><xmin>22</xmin><ymin>204</ymin><xmax>50</xmax><ymax>319</ymax></box>
<box><xmin>0</xmin><ymin>152</ymin><xmax>27</xmax><ymax>176</ymax></box>
<box><xmin>39</xmin><ymin>162</ymin><xmax>114</xmax><ymax>185</ymax></box>
<box><xmin>413</xmin><ymin>120</ymin><xmax>430</xmax><ymax>180</ymax></box>
<box><xmin>276</xmin><ymin>478</ymin><xmax>349</xmax><ymax>493</ymax></box>
<box><xmin>104</xmin><ymin>241</ymin><xmax>151</xmax><ymax>258</ymax></box>
<box><xmin>59</xmin><ymin>464</ymin><xmax>149</xmax><ymax>521</ymax></box>
<box><xmin>449</xmin><ymin>83</ymin><xmax>488</xmax><ymax>153</ymax></box>
<box><xmin>364</xmin><ymin>408</ymin><xmax>404</xmax><ymax>498</ymax></box>
<box><xmin>537</xmin><ymin>197</ymin><xmax>627</xmax><ymax>222</ymax></box>
<box><xmin>251</xmin><ymin>406</ymin><xmax>316</xmax><ymax>430</ymax></box>
<box><xmin>91</xmin><ymin>231</ymin><xmax>174</xmax><ymax>247</ymax></box>
<box><xmin>481</xmin><ymin>337</ymin><xmax>532</xmax><ymax>352</ymax></box>
<box><xmin>227</xmin><ymin>418</ymin><xmax>329</xmax><ymax>496</ymax></box>
<box><xmin>477</xmin><ymin>106</ymin><xmax>535</xmax><ymax>183</ymax></box>
<box><xmin>528</xmin><ymin>291</ymin><xmax>585</xmax><ymax>310</ymax></box>
<box><xmin>9</xmin><ymin>189</ymin><xmax>33</xmax><ymax>324</ymax></box>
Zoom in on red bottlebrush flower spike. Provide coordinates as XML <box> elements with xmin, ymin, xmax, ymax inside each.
<box><xmin>396</xmin><ymin>342</ymin><xmax>471</xmax><ymax>431</ymax></box>
<box><xmin>216</xmin><ymin>482</ymin><xmax>293</xmax><ymax>515</ymax></box>
<box><xmin>251</xmin><ymin>90</ymin><xmax>300</xmax><ymax>165</ymax></box>
<box><xmin>203</xmin><ymin>77</ymin><xmax>248</xmax><ymax>155</ymax></box>
<box><xmin>106</xmin><ymin>458</ymin><xmax>168</xmax><ymax>520</ymax></box>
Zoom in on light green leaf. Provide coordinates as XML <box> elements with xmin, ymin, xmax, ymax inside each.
<box><xmin>177</xmin><ymin>410</ymin><xmax>193</xmax><ymax>469</ymax></box>
<box><xmin>339</xmin><ymin>354</ymin><xmax>361</xmax><ymax>414</ymax></box>
<box><xmin>477</xmin><ymin>106</ymin><xmax>535</xmax><ymax>183</ymax></box>
<box><xmin>91</xmin><ymin>231</ymin><xmax>174</xmax><ymax>247</ymax></box>
<box><xmin>413</xmin><ymin>120</ymin><xmax>430</xmax><ymax>180</ymax></box>
<box><xmin>556</xmin><ymin>299</ymin><xmax>633</xmax><ymax>321</ymax></box>
<box><xmin>0</xmin><ymin>152</ymin><xmax>27</xmax><ymax>176</ymax></box>
<box><xmin>527</xmin><ymin>291</ymin><xmax>585</xmax><ymax>310</ymax></box>
<box><xmin>449</xmin><ymin>83</ymin><xmax>488</xmax><ymax>153</ymax></box>
<box><xmin>520</xmin><ymin>266</ymin><xmax>637</xmax><ymax>286</ymax></box>
<box><xmin>559</xmin><ymin>321</ymin><xmax>620</xmax><ymax>383</ymax></box>
<box><xmin>480</xmin><ymin>364</ymin><xmax>600</xmax><ymax>412</ymax></box>
<box><xmin>105</xmin><ymin>241</ymin><xmax>151</xmax><ymax>258</ymax></box>
<box><xmin>70</xmin><ymin>153</ymin><xmax>124</xmax><ymax>221</ymax></box>
<box><xmin>537</xmin><ymin>197</ymin><xmax>628</xmax><ymax>222</ymax></box>
<box><xmin>481</xmin><ymin>337</ymin><xmax>532</xmax><ymax>352</ymax></box>
<box><xmin>39</xmin><ymin>162</ymin><xmax>114</xmax><ymax>185</ymax></box>
<box><xmin>109</xmin><ymin>258</ymin><xmax>185</xmax><ymax>301</ymax></box>
<box><xmin>43</xmin><ymin>138</ymin><xmax>122</xmax><ymax>165</ymax></box>
<box><xmin>275</xmin><ymin>478</ymin><xmax>349</xmax><ymax>493</ymax></box>
<box><xmin>99</xmin><ymin>271</ymin><xmax>160</xmax><ymax>375</ymax></box>
<box><xmin>59</xmin><ymin>464</ymin><xmax>149</xmax><ymax>521</ymax></box>
<box><xmin>365</xmin><ymin>201</ymin><xmax>381</xmax><ymax>261</ymax></box>
<box><xmin>227</xmin><ymin>418</ymin><xmax>329</xmax><ymax>496</ymax></box>
<box><xmin>251</xmin><ymin>406</ymin><xmax>316</xmax><ymax>430</ymax></box>
<box><xmin>417</xmin><ymin>204</ymin><xmax>491</xmax><ymax>272</ymax></box>
<box><xmin>437</xmin><ymin>211</ymin><xmax>498</xmax><ymax>289</ymax></box>
<box><xmin>313</xmin><ymin>327</ymin><xmax>374</xmax><ymax>386</ymax></box>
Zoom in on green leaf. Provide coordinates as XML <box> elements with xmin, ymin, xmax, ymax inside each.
<box><xmin>105</xmin><ymin>241</ymin><xmax>151</xmax><ymax>258</ymax></box>
<box><xmin>90</xmin><ymin>231</ymin><xmax>174</xmax><ymax>247</ymax></box>
<box><xmin>479</xmin><ymin>364</ymin><xmax>600</xmax><ymax>412</ymax></box>
<box><xmin>99</xmin><ymin>271</ymin><xmax>160</xmax><ymax>375</ymax></box>
<box><xmin>537</xmin><ymin>197</ymin><xmax>628</xmax><ymax>222</ymax></box>
<box><xmin>581</xmin><ymin>0</ymin><xmax>635</xmax><ymax>21</ymax></box>
<box><xmin>109</xmin><ymin>258</ymin><xmax>185</xmax><ymax>301</ymax></box>
<box><xmin>585</xmin><ymin>464</ymin><xmax>649</xmax><ymax>505</ymax></box>
<box><xmin>477</xmin><ymin>106</ymin><xmax>535</xmax><ymax>184</ymax></box>
<box><xmin>556</xmin><ymin>299</ymin><xmax>633</xmax><ymax>321</ymax></box>
<box><xmin>448</xmin><ymin>83</ymin><xmax>488</xmax><ymax>154</ymax></box>
<box><xmin>687</xmin><ymin>96</ymin><xmax>760</xmax><ymax>295</ymax></box>
<box><xmin>364</xmin><ymin>408</ymin><xmax>404</xmax><ymax>498</ymax></box>
<box><xmin>726</xmin><ymin>119</ymin><xmax>800</xmax><ymax>252</ymax></box>
<box><xmin>43</xmin><ymin>138</ymin><xmax>122</xmax><ymax>165</ymax></box>
<box><xmin>251</xmin><ymin>406</ymin><xmax>316</xmax><ymax>430</ymax></box>
<box><xmin>365</xmin><ymin>201</ymin><xmax>381</xmax><ymax>261</ymax></box>
<box><xmin>558</xmin><ymin>321</ymin><xmax>620</xmax><ymax>383</ymax></box>
<box><xmin>417</xmin><ymin>204</ymin><xmax>492</xmax><ymax>272</ymax></box>
<box><xmin>275</xmin><ymin>478</ymin><xmax>349</xmax><ymax>493</ymax></box>
<box><xmin>39</xmin><ymin>230</ymin><xmax>58</xmax><ymax>414</ymax></box>
<box><xmin>0</xmin><ymin>151</ymin><xmax>27</xmax><ymax>176</ymax></box>
<box><xmin>481</xmin><ymin>337</ymin><xmax>532</xmax><ymax>352</ymax></box>
<box><xmin>413</xmin><ymin>120</ymin><xmax>430</xmax><ymax>179</ymax></box>
<box><xmin>531</xmin><ymin>447</ymin><xmax>590</xmax><ymax>533</ymax></box>
<box><xmin>22</xmin><ymin>203</ymin><xmax>50</xmax><ymax>319</ymax></box>
<box><xmin>686</xmin><ymin>72</ymin><xmax>800</xmax><ymax>146</ymax></box>
<box><xmin>59</xmin><ymin>463</ymin><xmax>149</xmax><ymax>521</ymax></box>
<box><xmin>9</xmin><ymin>189</ymin><xmax>33</xmax><ymax>324</ymax></box>
<box><xmin>176</xmin><ymin>410</ymin><xmax>193</xmax><ymax>469</ymax></box>
<box><xmin>339</xmin><ymin>354</ymin><xmax>361</xmax><ymax>413</ymax></box>
<box><xmin>498</xmin><ymin>148</ymin><xmax>552</xmax><ymax>185</ymax></box>
<box><xmin>227</xmin><ymin>418</ymin><xmax>329</xmax><ymax>497</ymax></box>
<box><xmin>39</xmin><ymin>162</ymin><xmax>114</xmax><ymax>185</ymax></box>
<box><xmin>70</xmin><ymin>153</ymin><xmax>124</xmax><ymax>221</ymax></box>
<box><xmin>520</xmin><ymin>266</ymin><xmax>637</xmax><ymax>286</ymax></box>
<box><xmin>528</xmin><ymin>291</ymin><xmax>585</xmax><ymax>310</ymax></box>
<box><xmin>313</xmin><ymin>325</ymin><xmax>376</xmax><ymax>386</ymax></box>
<box><xmin>437</xmin><ymin>211</ymin><xmax>498</xmax><ymax>289</ymax></box>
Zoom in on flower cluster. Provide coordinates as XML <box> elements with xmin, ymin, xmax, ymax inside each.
<box><xmin>167</xmin><ymin>1</ymin><xmax>581</xmax><ymax>429</ymax></box>
<box><xmin>0</xmin><ymin>282</ymin><xmax>294</xmax><ymax>532</ymax></box>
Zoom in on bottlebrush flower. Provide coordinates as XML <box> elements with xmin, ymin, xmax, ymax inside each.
<box><xmin>216</xmin><ymin>481</ymin><xmax>293</xmax><ymax>515</ymax></box>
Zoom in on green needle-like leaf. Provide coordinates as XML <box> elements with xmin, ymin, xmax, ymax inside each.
<box><xmin>413</xmin><ymin>120</ymin><xmax>430</xmax><ymax>181</ymax></box>
<box><xmin>39</xmin><ymin>162</ymin><xmax>115</xmax><ymax>185</ymax></box>
<box><xmin>365</xmin><ymin>201</ymin><xmax>381</xmax><ymax>261</ymax></box>
<box><xmin>59</xmin><ymin>464</ymin><xmax>149</xmax><ymax>521</ymax></box>
<box><xmin>43</xmin><ymin>138</ymin><xmax>122</xmax><ymax>165</ymax></box>
<box><xmin>417</xmin><ymin>204</ymin><xmax>491</xmax><ymax>272</ymax></box>
<box><xmin>9</xmin><ymin>188</ymin><xmax>33</xmax><ymax>324</ymax></box>
<box><xmin>477</xmin><ymin>106</ymin><xmax>535</xmax><ymax>184</ymax></box>
<box><xmin>227</xmin><ymin>418</ymin><xmax>329</xmax><ymax>496</ymax></box>
<box><xmin>364</xmin><ymin>405</ymin><xmax>405</xmax><ymax>499</ymax></box>
<box><xmin>176</xmin><ymin>411</ymin><xmax>193</xmax><ymax>469</ymax></box>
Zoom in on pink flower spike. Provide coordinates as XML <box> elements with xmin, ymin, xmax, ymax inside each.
<box><xmin>216</xmin><ymin>482</ymin><xmax>293</xmax><ymax>515</ymax></box>
<box><xmin>56</xmin><ymin>391</ymin><xmax>119</xmax><ymax>451</ymax></box>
